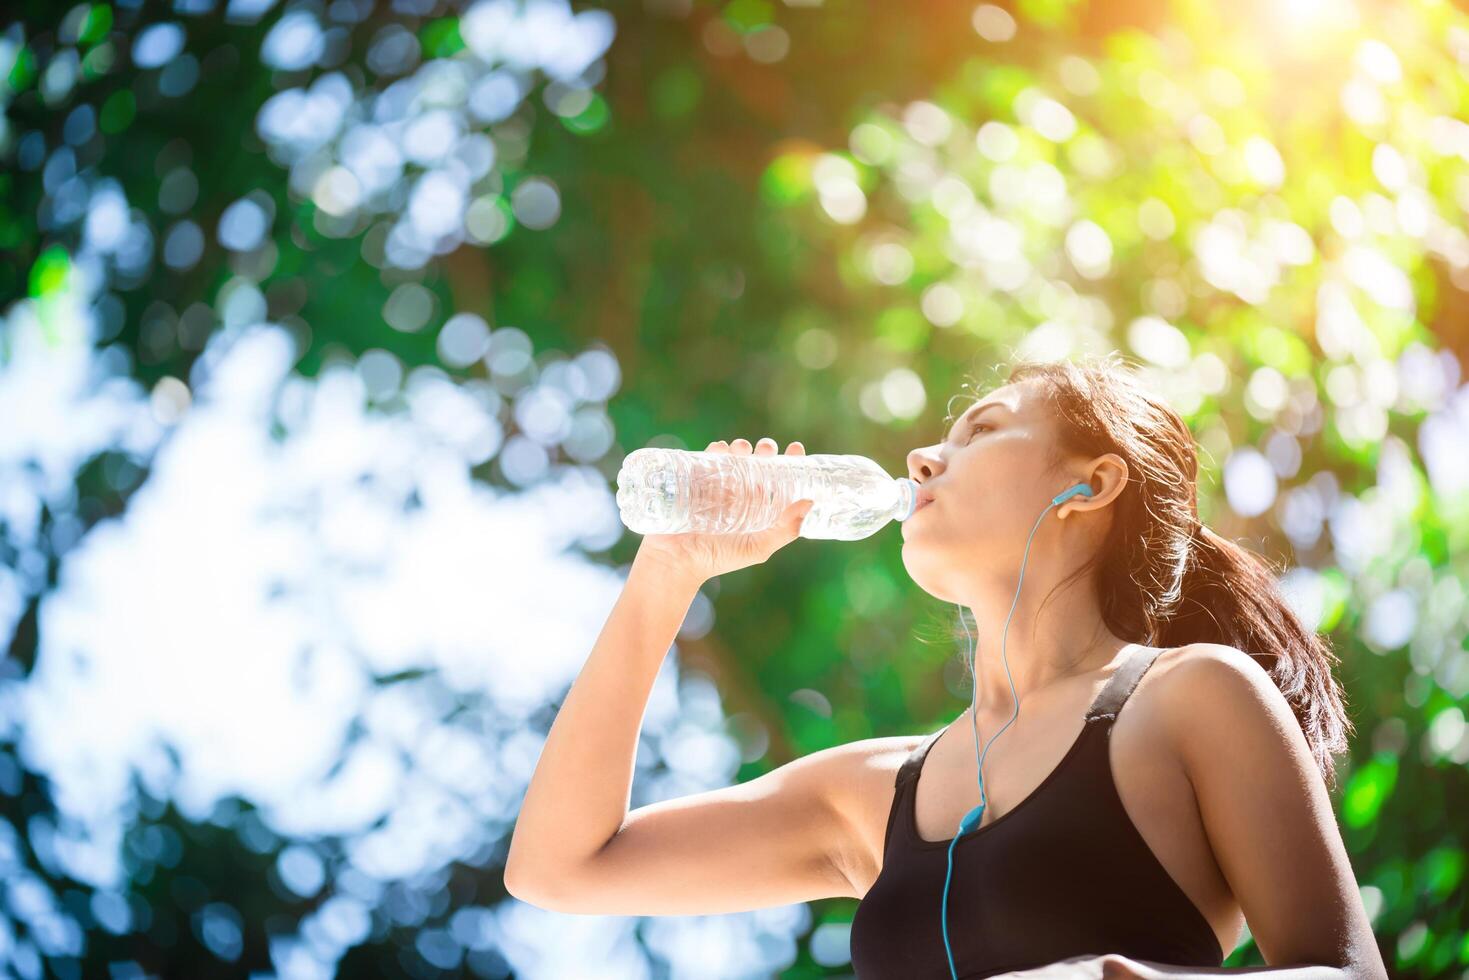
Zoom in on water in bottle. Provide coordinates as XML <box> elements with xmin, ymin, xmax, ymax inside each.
<box><xmin>615</xmin><ymin>446</ymin><xmax>921</xmax><ymax>541</ymax></box>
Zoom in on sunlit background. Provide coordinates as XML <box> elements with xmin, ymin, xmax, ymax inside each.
<box><xmin>2</xmin><ymin>0</ymin><xmax>1468</xmax><ymax>976</ymax></box>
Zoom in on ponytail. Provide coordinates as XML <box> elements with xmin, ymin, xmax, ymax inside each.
<box><xmin>1157</xmin><ymin>521</ymin><xmax>1354</xmax><ymax>790</ymax></box>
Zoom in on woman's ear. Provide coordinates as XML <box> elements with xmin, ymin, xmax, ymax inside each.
<box><xmin>1058</xmin><ymin>454</ymin><xmax>1128</xmax><ymax>519</ymax></box>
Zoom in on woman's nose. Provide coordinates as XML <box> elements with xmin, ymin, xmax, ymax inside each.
<box><xmin>907</xmin><ymin>445</ymin><xmax>943</xmax><ymax>481</ymax></box>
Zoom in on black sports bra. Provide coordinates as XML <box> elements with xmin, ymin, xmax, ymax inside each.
<box><xmin>849</xmin><ymin>645</ymin><xmax>1225</xmax><ymax>978</ymax></box>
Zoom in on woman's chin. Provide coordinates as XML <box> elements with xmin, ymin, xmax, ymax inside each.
<box><xmin>899</xmin><ymin>544</ymin><xmax>938</xmax><ymax>584</ymax></box>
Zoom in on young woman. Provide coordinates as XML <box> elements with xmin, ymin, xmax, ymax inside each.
<box><xmin>505</xmin><ymin>354</ymin><xmax>1387</xmax><ymax>979</ymax></box>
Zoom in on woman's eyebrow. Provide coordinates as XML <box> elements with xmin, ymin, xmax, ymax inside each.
<box><xmin>944</xmin><ymin>402</ymin><xmax>1011</xmax><ymax>441</ymax></box>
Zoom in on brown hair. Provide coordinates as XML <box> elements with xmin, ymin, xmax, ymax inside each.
<box><xmin>943</xmin><ymin>350</ymin><xmax>1353</xmax><ymax>790</ymax></box>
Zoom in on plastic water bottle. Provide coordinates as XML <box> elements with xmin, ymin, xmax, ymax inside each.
<box><xmin>615</xmin><ymin>446</ymin><xmax>921</xmax><ymax>541</ymax></box>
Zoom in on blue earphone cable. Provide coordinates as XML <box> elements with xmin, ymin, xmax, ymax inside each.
<box><xmin>940</xmin><ymin>483</ymin><xmax>1093</xmax><ymax>980</ymax></box>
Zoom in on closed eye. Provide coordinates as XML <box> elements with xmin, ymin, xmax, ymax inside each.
<box><xmin>965</xmin><ymin>423</ymin><xmax>993</xmax><ymax>443</ymax></box>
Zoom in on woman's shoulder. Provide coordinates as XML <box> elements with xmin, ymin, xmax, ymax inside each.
<box><xmin>1143</xmin><ymin>643</ymin><xmax>1273</xmax><ymax>702</ymax></box>
<box><xmin>816</xmin><ymin>733</ymin><xmax>938</xmax><ymax>824</ymax></box>
<box><xmin>836</xmin><ymin>733</ymin><xmax>934</xmax><ymax>782</ymax></box>
<box><xmin>796</xmin><ymin>733</ymin><xmax>932</xmax><ymax>821</ymax></box>
<box><xmin>1131</xmin><ymin>643</ymin><xmax>1286</xmax><ymax>757</ymax></box>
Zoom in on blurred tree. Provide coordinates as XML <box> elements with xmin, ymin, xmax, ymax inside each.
<box><xmin>2</xmin><ymin>0</ymin><xmax>1468</xmax><ymax>976</ymax></box>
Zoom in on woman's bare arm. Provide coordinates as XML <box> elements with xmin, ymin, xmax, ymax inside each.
<box><xmin>504</xmin><ymin>550</ymin><xmax>703</xmax><ymax>896</ymax></box>
<box><xmin>503</xmin><ymin>549</ymin><xmax>858</xmax><ymax>915</ymax></box>
<box><xmin>1156</xmin><ymin>644</ymin><xmax>1387</xmax><ymax>978</ymax></box>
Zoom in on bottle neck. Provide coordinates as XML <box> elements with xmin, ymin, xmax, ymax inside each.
<box><xmin>895</xmin><ymin>477</ymin><xmax>918</xmax><ymax>521</ymax></box>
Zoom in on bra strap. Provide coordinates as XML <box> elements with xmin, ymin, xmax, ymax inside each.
<box><xmin>1085</xmin><ymin>645</ymin><xmax>1166</xmax><ymax>722</ymax></box>
<box><xmin>895</xmin><ymin>726</ymin><xmax>946</xmax><ymax>788</ymax></box>
<box><xmin>896</xmin><ymin>648</ymin><xmax>1165</xmax><ymax>787</ymax></box>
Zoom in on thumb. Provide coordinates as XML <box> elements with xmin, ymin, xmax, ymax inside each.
<box><xmin>788</xmin><ymin>498</ymin><xmax>815</xmax><ymax>533</ymax></box>
<box><xmin>754</xmin><ymin>499</ymin><xmax>813</xmax><ymax>560</ymax></box>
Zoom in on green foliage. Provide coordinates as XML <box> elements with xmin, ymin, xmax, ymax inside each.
<box><xmin>3</xmin><ymin>0</ymin><xmax>1468</xmax><ymax>973</ymax></box>
<box><xmin>1344</xmin><ymin>754</ymin><xmax>1398</xmax><ymax>829</ymax></box>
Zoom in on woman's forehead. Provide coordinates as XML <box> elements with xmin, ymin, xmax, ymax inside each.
<box><xmin>956</xmin><ymin>381</ymin><xmax>1031</xmax><ymax>418</ymax></box>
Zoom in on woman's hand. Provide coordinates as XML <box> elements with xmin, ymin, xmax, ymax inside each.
<box><xmin>635</xmin><ymin>437</ymin><xmax>813</xmax><ymax>585</ymax></box>
<box><xmin>990</xmin><ymin>954</ymin><xmax>1152</xmax><ymax>980</ymax></box>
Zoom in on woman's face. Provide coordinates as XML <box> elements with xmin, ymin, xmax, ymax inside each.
<box><xmin>900</xmin><ymin>378</ymin><xmax>1066</xmax><ymax>602</ymax></box>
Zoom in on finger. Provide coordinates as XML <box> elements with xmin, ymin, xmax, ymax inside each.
<box><xmin>707</xmin><ymin>439</ymin><xmax>729</xmax><ymax>453</ymax></box>
<box><xmin>755</xmin><ymin>437</ymin><xmax>776</xmax><ymax>455</ymax></box>
<box><xmin>786</xmin><ymin>440</ymin><xmax>805</xmax><ymax>455</ymax></box>
<box><xmin>730</xmin><ymin>438</ymin><xmax>752</xmax><ymax>454</ymax></box>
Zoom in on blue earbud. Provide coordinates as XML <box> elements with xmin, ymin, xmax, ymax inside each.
<box><xmin>940</xmin><ymin>481</ymin><xmax>1094</xmax><ymax>979</ymax></box>
<box><xmin>1051</xmin><ymin>483</ymin><xmax>1095</xmax><ymax>506</ymax></box>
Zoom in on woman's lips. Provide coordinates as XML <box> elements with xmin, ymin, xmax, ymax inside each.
<box><xmin>903</xmin><ymin>496</ymin><xmax>932</xmax><ymax>534</ymax></box>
